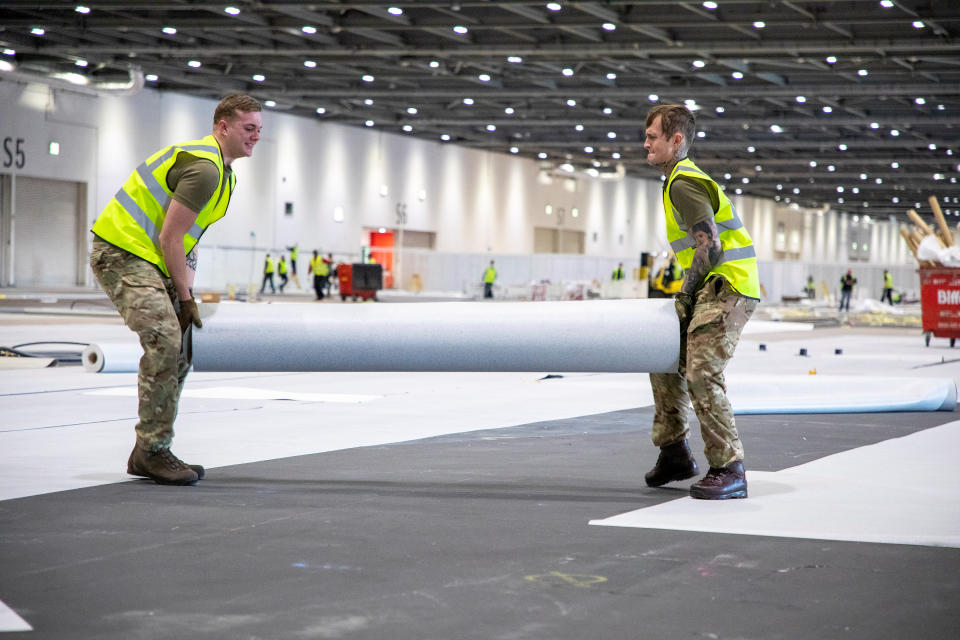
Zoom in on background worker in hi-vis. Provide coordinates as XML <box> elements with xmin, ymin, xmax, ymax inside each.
<box><xmin>89</xmin><ymin>93</ymin><xmax>262</xmax><ymax>485</ymax></box>
<box><xmin>642</xmin><ymin>104</ymin><xmax>761</xmax><ymax>500</ymax></box>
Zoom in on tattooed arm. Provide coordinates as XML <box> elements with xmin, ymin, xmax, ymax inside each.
<box><xmin>185</xmin><ymin>247</ymin><xmax>198</xmax><ymax>298</ymax></box>
<box><xmin>681</xmin><ymin>218</ymin><xmax>722</xmax><ymax>296</ymax></box>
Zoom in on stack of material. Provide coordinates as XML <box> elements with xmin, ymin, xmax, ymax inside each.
<box><xmin>902</xmin><ymin>195</ymin><xmax>956</xmax><ymax>266</ymax></box>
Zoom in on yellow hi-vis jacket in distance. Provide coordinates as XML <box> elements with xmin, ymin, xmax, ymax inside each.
<box><xmin>663</xmin><ymin>158</ymin><xmax>761</xmax><ymax>299</ymax></box>
<box><xmin>264</xmin><ymin>256</ymin><xmax>275</xmax><ymax>275</ymax></box>
<box><xmin>483</xmin><ymin>267</ymin><xmax>497</xmax><ymax>284</ymax></box>
<box><xmin>91</xmin><ymin>135</ymin><xmax>235</xmax><ymax>277</ymax></box>
<box><xmin>312</xmin><ymin>256</ymin><xmax>329</xmax><ymax>276</ymax></box>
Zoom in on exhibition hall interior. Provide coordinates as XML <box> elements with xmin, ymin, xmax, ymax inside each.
<box><xmin>1</xmin><ymin>2</ymin><xmax>959</xmax><ymax>638</ymax></box>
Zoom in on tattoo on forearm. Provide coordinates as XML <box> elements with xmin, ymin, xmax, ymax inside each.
<box><xmin>681</xmin><ymin>220</ymin><xmax>721</xmax><ymax>295</ymax></box>
<box><xmin>186</xmin><ymin>248</ymin><xmax>198</xmax><ymax>272</ymax></box>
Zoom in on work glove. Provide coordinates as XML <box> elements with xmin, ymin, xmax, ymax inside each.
<box><xmin>178</xmin><ymin>298</ymin><xmax>202</xmax><ymax>333</ymax></box>
<box><xmin>674</xmin><ymin>292</ymin><xmax>694</xmax><ymax>335</ymax></box>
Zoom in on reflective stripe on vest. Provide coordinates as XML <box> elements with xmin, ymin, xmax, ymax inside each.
<box><xmin>663</xmin><ymin>158</ymin><xmax>761</xmax><ymax>299</ymax></box>
<box><xmin>91</xmin><ymin>135</ymin><xmax>234</xmax><ymax>277</ymax></box>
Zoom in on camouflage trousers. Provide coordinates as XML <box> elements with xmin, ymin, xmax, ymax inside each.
<box><xmin>649</xmin><ymin>276</ymin><xmax>757</xmax><ymax>468</ymax></box>
<box><xmin>89</xmin><ymin>237</ymin><xmax>190</xmax><ymax>452</ymax></box>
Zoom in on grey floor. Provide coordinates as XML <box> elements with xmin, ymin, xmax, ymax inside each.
<box><xmin>2</xmin><ymin>293</ymin><xmax>959</xmax><ymax>639</ymax></box>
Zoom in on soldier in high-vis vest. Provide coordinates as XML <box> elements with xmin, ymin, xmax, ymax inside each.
<box><xmin>612</xmin><ymin>263</ymin><xmax>625</xmax><ymax>281</ymax></box>
<box><xmin>308</xmin><ymin>249</ymin><xmax>329</xmax><ymax>300</ymax></box>
<box><xmin>88</xmin><ymin>93</ymin><xmax>262</xmax><ymax>485</ymax></box>
<box><xmin>642</xmin><ymin>104</ymin><xmax>761</xmax><ymax>500</ymax></box>
<box><xmin>881</xmin><ymin>269</ymin><xmax>894</xmax><ymax>305</ymax></box>
<box><xmin>483</xmin><ymin>261</ymin><xmax>497</xmax><ymax>298</ymax></box>
<box><xmin>277</xmin><ymin>255</ymin><xmax>288</xmax><ymax>293</ymax></box>
<box><xmin>260</xmin><ymin>253</ymin><xmax>276</xmax><ymax>294</ymax></box>
<box><xmin>286</xmin><ymin>243</ymin><xmax>302</xmax><ymax>289</ymax></box>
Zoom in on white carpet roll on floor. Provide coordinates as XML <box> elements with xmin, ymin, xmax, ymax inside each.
<box><xmin>191</xmin><ymin>299</ymin><xmax>680</xmax><ymax>373</ymax></box>
<box><xmin>81</xmin><ymin>342</ymin><xmax>142</xmax><ymax>373</ymax></box>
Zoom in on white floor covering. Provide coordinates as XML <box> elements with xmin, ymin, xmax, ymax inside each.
<box><xmin>591</xmin><ymin>420</ymin><xmax>960</xmax><ymax>548</ymax></box>
<box><xmin>3</xmin><ymin>310</ymin><xmax>960</xmax><ymax>550</ymax></box>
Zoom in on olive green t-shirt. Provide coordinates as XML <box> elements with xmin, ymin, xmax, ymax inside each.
<box><xmin>668</xmin><ymin>175</ymin><xmax>717</xmax><ymax>230</ymax></box>
<box><xmin>165</xmin><ymin>152</ymin><xmax>232</xmax><ymax>214</ymax></box>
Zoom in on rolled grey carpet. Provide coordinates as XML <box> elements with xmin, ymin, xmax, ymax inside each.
<box><xmin>191</xmin><ymin>299</ymin><xmax>679</xmax><ymax>373</ymax></box>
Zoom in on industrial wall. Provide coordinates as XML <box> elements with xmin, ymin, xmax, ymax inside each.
<box><xmin>0</xmin><ymin>79</ymin><xmax>916</xmax><ymax>300</ymax></box>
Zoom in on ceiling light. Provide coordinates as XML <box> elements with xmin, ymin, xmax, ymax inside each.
<box><xmin>365</xmin><ymin>120</ymin><xmax>375</xmax><ymax>127</ymax></box>
<box><xmin>316</xmin><ymin>107</ymin><xmax>326</xmax><ymax>115</ymax></box>
<box><xmin>703</xmin><ymin>1</ymin><xmax>718</xmax><ymax>8</ymax></box>
<box><xmin>264</xmin><ymin>100</ymin><xmax>276</xmax><ymax>107</ymax></box>
<box><xmin>562</xmin><ymin>68</ymin><xmax>574</xmax><ymax>76</ymax></box>
<box><xmin>606</xmin><ymin>72</ymin><xmax>617</xmax><ymax>80</ymax></box>
<box><xmin>793</xmin><ymin>188</ymin><xmax>800</xmax><ymax>194</ymax></box>
<box><xmin>838</xmin><ymin>198</ymin><xmax>845</xmax><ymax>204</ymax></box>
<box><xmin>795</xmin><ymin>96</ymin><xmax>806</xmax><ymax>103</ymax></box>
<box><xmin>304</xmin><ymin>60</ymin><xmax>317</xmax><ymax>68</ymax></box>
<box><xmin>929</xmin><ymin>143</ymin><xmax>938</xmax><ymax>150</ymax></box>
<box><xmin>880</xmin><ymin>0</ymin><xmax>894</xmax><ymax>7</ymax></box>
<box><xmin>407</xmin><ymin>107</ymin><xmax>418</xmax><ymax>114</ymax></box>
<box><xmin>890</xmin><ymin>129</ymin><xmax>900</xmax><ymax>136</ymax></box>
<box><xmin>31</xmin><ymin>28</ymin><xmax>45</xmax><ymax>36</ymax></box>
<box><xmin>809</xmin><ymin>161</ymin><xmax>817</xmax><ymax>167</ymax></box>
<box><xmin>510</xmin><ymin>147</ymin><xmax>519</xmax><ymax>153</ymax></box>
<box><xmin>938</xmin><ymin>104</ymin><xmax>945</xmax><ymax>110</ymax></box>
<box><xmin>837</xmin><ymin>186</ymin><xmax>845</xmax><ymax>193</ymax></box>
<box><xmin>725</xmin><ymin>173</ymin><xmax>733</xmax><ymax>180</ymax></box>
<box><xmin>162</xmin><ymin>26</ymin><xmax>177</xmax><ymax>35</ymax></box>
<box><xmin>823</xmin><ymin>106</ymin><xmax>833</xmax><ymax>113</ymax></box>
<box><xmin>505</xmin><ymin>107</ymin><xmax>515</xmax><ymax>115</ymax></box>
<box><xmin>747</xmin><ymin>146</ymin><xmax>756</xmax><ymax>153</ymax></box>
<box><xmin>756</xmin><ymin>165</ymin><xmax>763</xmax><ymax>171</ymax></box>
<box><xmin>731</xmin><ymin>71</ymin><xmax>744</xmax><ymax>79</ymax></box>
<box><xmin>602</xmin><ymin>22</ymin><xmax>616</xmax><ymax>31</ymax></box>
<box><xmin>453</xmin><ymin>25</ymin><xmax>468</xmax><ymax>34</ymax></box>
<box><xmin>566</xmin><ymin>99</ymin><xmax>577</xmax><ymax>107</ymax></box>
<box><xmin>603</xmin><ymin>107</ymin><xmax>613</xmax><ymax>114</ymax></box>
<box><xmin>441</xmin><ymin>134</ymin><xmax>451</xmax><ymax>141</ymax></box>
<box><xmin>892</xmin><ymin>197</ymin><xmax>900</xmax><ymax>203</ymax></box>
<box><xmin>75</xmin><ymin>59</ymin><xmax>88</xmax><ymax>67</ymax></box>
<box><xmin>684</xmin><ymin>99</ymin><xmax>699</xmax><ymax>110</ymax></box>
<box><xmin>538</xmin><ymin>152</ymin><xmax>548</xmax><ymax>159</ymax></box>
<box><xmin>891</xmin><ymin>161</ymin><xmax>899</xmax><ymax>169</ymax></box>
<box><xmin>187</xmin><ymin>60</ymin><xmax>201</xmax><ymax>68</ymax></box>
<box><xmin>858</xmin><ymin>69</ymin><xmax>868</xmax><ymax>76</ymax></box>
<box><xmin>826</xmin><ymin>56</ymin><xmax>837</xmax><ymax>63</ymax></box>
<box><xmin>546</xmin><ymin>2</ymin><xmax>562</xmax><ymax>11</ymax></box>
<box><xmin>75</xmin><ymin>5</ymin><xmax>91</xmax><ymax>13</ymax></box>
<box><xmin>478</xmin><ymin>73</ymin><xmax>490</xmax><ymax>82</ymax></box>
<box><xmin>2</xmin><ymin>49</ymin><xmax>15</xmax><ymax>56</ymax></box>
<box><xmin>362</xmin><ymin>74</ymin><xmax>375</xmax><ymax>82</ymax></box>
<box><xmin>839</xmin><ymin>143</ymin><xmax>848</xmax><ymax>151</ymax></box>
<box><xmin>224</xmin><ymin>6</ymin><xmax>240</xmax><ymax>15</ymax></box>
<box><xmin>402</xmin><ymin>125</ymin><xmax>413</xmax><ymax>132</ymax></box>
<box><xmin>364</xmin><ymin>98</ymin><xmax>374</xmax><ymax>105</ymax></box>
<box><xmin>875</xmin><ymin>178</ymin><xmax>883</xmax><ymax>184</ymax></box>
<box><xmin>692</xmin><ymin>60</ymin><xmax>706</xmax><ymax>68</ymax></box>
<box><xmin>753</xmin><ymin>21</ymin><xmax>765</xmax><ymax>29</ymax></box>
<box><xmin>486</xmin><ymin>124</ymin><xmax>496</xmax><ymax>131</ymax></box>
<box><xmin>770</xmin><ymin>124</ymin><xmax>783</xmax><ymax>133</ymax></box>
<box><xmin>869</xmin><ymin>122</ymin><xmax>879</xmax><ymax>129</ymax></box>
<box><xmin>145</xmin><ymin>74</ymin><xmax>158</xmax><ymax>82</ymax></box>
<box><xmin>584</xmin><ymin>146</ymin><xmax>594</xmax><ymax>153</ymax></box>
<box><xmin>612</xmin><ymin>152</ymin><xmax>621</xmax><ymax>159</ymax></box>
<box><xmin>388</xmin><ymin>7</ymin><xmax>403</xmax><ymax>15</ymax></box>
<box><xmin>742</xmin><ymin>177</ymin><xmax>750</xmax><ymax>184</ymax></box>
<box><xmin>252</xmin><ymin>74</ymin><xmax>265</xmax><ymax>82</ymax></box>
<box><xmin>648</xmin><ymin>94</ymin><xmax>659</xmax><ymax>101</ymax></box>
<box><xmin>607</xmin><ymin>131</ymin><xmax>617</xmax><ymax>139</ymax></box>
<box><xmin>507</xmin><ymin>56</ymin><xmax>522</xmax><ymax>63</ymax></box>
<box><xmin>912</xmin><ymin>20</ymin><xmax>925</xmax><ymax>29</ymax></box>
<box><xmin>575</xmin><ymin>124</ymin><xmax>584</xmax><ymax>131</ymax></box>
<box><xmin>463</xmin><ymin>97</ymin><xmax>474</xmax><ymax>105</ymax></box>
<box><xmin>716</xmin><ymin>106</ymin><xmax>725</xmax><ymax>114</ymax></box>
<box><xmin>735</xmin><ymin>188</ymin><xmax>743</xmax><ymax>195</ymax></box>
<box><xmin>828</xmin><ymin>165</ymin><xmax>836</xmax><ymax>171</ymax></box>
<box><xmin>301</xmin><ymin>26</ymin><xmax>317</xmax><ymax>34</ymax></box>
<box><xmin>852</xmin><ymin>187</ymin><xmax>860</xmax><ymax>194</ymax></box>
<box><xmin>860</xmin><ymin>173</ymin><xmax>868</xmax><ymax>180</ymax></box>
<box><xmin>430</xmin><ymin>60</ymin><xmax>440</xmax><ymax>68</ymax></box>
<box><xmin>697</xmin><ymin>131</ymin><xmax>706</xmax><ymax>138</ymax></box>
<box><xmin>915</xmin><ymin>97</ymin><xmax>926</xmax><ymax>105</ymax></box>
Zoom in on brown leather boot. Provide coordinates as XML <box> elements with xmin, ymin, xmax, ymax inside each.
<box><xmin>645</xmin><ymin>440</ymin><xmax>699</xmax><ymax>487</ymax></box>
<box><xmin>127</xmin><ymin>446</ymin><xmax>205</xmax><ymax>481</ymax></box>
<box><xmin>690</xmin><ymin>460</ymin><xmax>747</xmax><ymax>500</ymax></box>
<box><xmin>127</xmin><ymin>446</ymin><xmax>200</xmax><ymax>485</ymax></box>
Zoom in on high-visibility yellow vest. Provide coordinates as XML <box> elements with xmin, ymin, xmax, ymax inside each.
<box><xmin>278</xmin><ymin>260</ymin><xmax>287</xmax><ymax>275</ymax></box>
<box><xmin>663</xmin><ymin>158</ymin><xmax>761</xmax><ymax>299</ymax></box>
<box><xmin>612</xmin><ymin>267</ymin><xmax>624</xmax><ymax>281</ymax></box>
<box><xmin>264</xmin><ymin>256</ymin><xmax>275</xmax><ymax>274</ymax></box>
<box><xmin>312</xmin><ymin>256</ymin><xmax>329</xmax><ymax>276</ymax></box>
<box><xmin>483</xmin><ymin>267</ymin><xmax>497</xmax><ymax>284</ymax></box>
<box><xmin>91</xmin><ymin>135</ymin><xmax>235</xmax><ymax>277</ymax></box>
<box><xmin>290</xmin><ymin>245</ymin><xmax>298</xmax><ymax>262</ymax></box>
<box><xmin>884</xmin><ymin>272</ymin><xmax>893</xmax><ymax>288</ymax></box>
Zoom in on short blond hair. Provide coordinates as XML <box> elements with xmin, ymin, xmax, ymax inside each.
<box><xmin>213</xmin><ymin>93</ymin><xmax>261</xmax><ymax>125</ymax></box>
